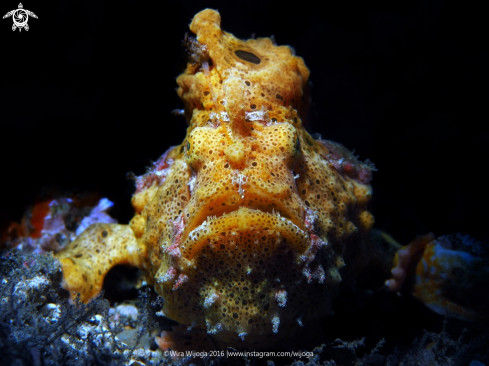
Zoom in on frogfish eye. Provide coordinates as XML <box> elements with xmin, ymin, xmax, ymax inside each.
<box><xmin>234</xmin><ymin>50</ymin><xmax>261</xmax><ymax>65</ymax></box>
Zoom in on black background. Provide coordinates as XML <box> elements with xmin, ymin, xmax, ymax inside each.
<box><xmin>1</xmin><ymin>0</ymin><xmax>488</xmax><ymax>246</ymax></box>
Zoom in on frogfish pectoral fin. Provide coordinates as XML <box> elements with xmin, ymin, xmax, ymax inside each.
<box><xmin>55</xmin><ymin>223</ymin><xmax>147</xmax><ymax>303</ymax></box>
<box><xmin>387</xmin><ymin>233</ymin><xmax>489</xmax><ymax>322</ymax></box>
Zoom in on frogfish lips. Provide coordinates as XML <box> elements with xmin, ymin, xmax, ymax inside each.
<box><xmin>159</xmin><ymin>206</ymin><xmax>337</xmax><ymax>349</ymax></box>
<box><xmin>181</xmin><ymin>206</ymin><xmax>308</xmax><ymax>260</ymax></box>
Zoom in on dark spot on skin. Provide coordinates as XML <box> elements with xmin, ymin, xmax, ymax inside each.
<box><xmin>245</xmin><ymin>81</ymin><xmax>251</xmax><ymax>86</ymax></box>
<box><xmin>250</xmin><ymin>104</ymin><xmax>257</xmax><ymax>109</ymax></box>
<box><xmin>233</xmin><ymin>313</ymin><xmax>238</xmax><ymax>319</ymax></box>
<box><xmin>234</xmin><ymin>50</ymin><xmax>261</xmax><ymax>64</ymax></box>
<box><xmin>102</xmin><ymin>230</ymin><xmax>108</xmax><ymax>238</ymax></box>
<box><xmin>74</xmin><ymin>254</ymin><xmax>82</xmax><ymax>258</ymax></box>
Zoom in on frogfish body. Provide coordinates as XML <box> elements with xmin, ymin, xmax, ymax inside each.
<box><xmin>55</xmin><ymin>9</ymin><xmax>489</xmax><ymax>350</ymax></box>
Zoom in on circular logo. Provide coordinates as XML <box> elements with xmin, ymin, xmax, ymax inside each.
<box><xmin>12</xmin><ymin>8</ymin><xmax>27</xmax><ymax>27</ymax></box>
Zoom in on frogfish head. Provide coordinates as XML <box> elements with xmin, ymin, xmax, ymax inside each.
<box><xmin>130</xmin><ymin>9</ymin><xmax>375</xmax><ymax>349</ymax></box>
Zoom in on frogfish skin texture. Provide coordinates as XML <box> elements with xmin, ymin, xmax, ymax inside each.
<box><xmin>55</xmin><ymin>8</ymin><xmax>488</xmax><ymax>350</ymax></box>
